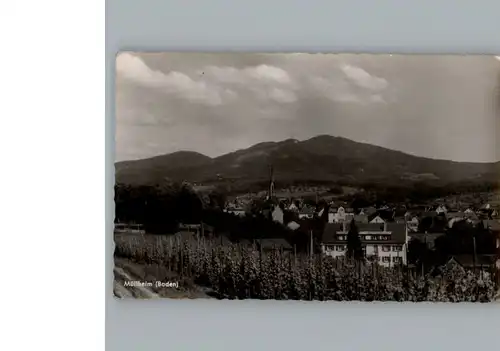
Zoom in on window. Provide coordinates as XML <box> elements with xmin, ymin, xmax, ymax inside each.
<box><xmin>373</xmin><ymin>244</ymin><xmax>379</xmax><ymax>250</ymax></box>
<box><xmin>382</xmin><ymin>245</ymin><xmax>391</xmax><ymax>252</ymax></box>
<box><xmin>336</xmin><ymin>245</ymin><xmax>344</xmax><ymax>251</ymax></box>
<box><xmin>382</xmin><ymin>257</ymin><xmax>390</xmax><ymax>263</ymax></box>
<box><xmin>393</xmin><ymin>257</ymin><xmax>402</xmax><ymax>263</ymax></box>
<box><xmin>392</xmin><ymin>245</ymin><xmax>402</xmax><ymax>252</ymax></box>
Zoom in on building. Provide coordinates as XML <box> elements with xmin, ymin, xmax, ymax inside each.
<box><xmin>327</xmin><ymin>206</ymin><xmax>356</xmax><ymax>223</ymax></box>
<box><xmin>353</xmin><ymin>214</ymin><xmax>369</xmax><ymax>223</ymax></box>
<box><xmin>445</xmin><ymin>255</ymin><xmax>497</xmax><ymax>271</ymax></box>
<box><xmin>114</xmin><ymin>222</ymin><xmax>145</xmax><ymax>235</ymax></box>
<box><xmin>406</xmin><ymin>216</ymin><xmax>419</xmax><ymax>232</ymax></box>
<box><xmin>287</xmin><ymin>221</ymin><xmax>300</xmax><ymax>231</ymax></box>
<box><xmin>178</xmin><ymin>223</ymin><xmax>214</xmax><ymax>236</ymax></box>
<box><xmin>299</xmin><ymin>206</ymin><xmax>315</xmax><ymax>219</ymax></box>
<box><xmin>272</xmin><ymin>206</ymin><xmax>284</xmax><ymax>224</ymax></box>
<box><xmin>321</xmin><ymin>222</ymin><xmax>408</xmax><ymax>267</ymax></box>
<box><xmin>224</xmin><ymin>208</ymin><xmax>246</xmax><ymax>217</ymax></box>
<box><xmin>435</xmin><ymin>205</ymin><xmax>447</xmax><ymax>214</ymax></box>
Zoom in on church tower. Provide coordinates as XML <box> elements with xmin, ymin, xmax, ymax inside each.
<box><xmin>268</xmin><ymin>164</ymin><xmax>275</xmax><ymax>200</ymax></box>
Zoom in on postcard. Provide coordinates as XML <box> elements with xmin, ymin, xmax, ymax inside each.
<box><xmin>114</xmin><ymin>52</ymin><xmax>500</xmax><ymax>301</ymax></box>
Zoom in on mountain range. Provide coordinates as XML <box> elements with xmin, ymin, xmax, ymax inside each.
<box><xmin>115</xmin><ymin>135</ymin><xmax>499</xmax><ymax>189</ymax></box>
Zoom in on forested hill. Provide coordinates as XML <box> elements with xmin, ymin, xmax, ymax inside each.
<box><xmin>115</xmin><ymin>135</ymin><xmax>499</xmax><ymax>188</ymax></box>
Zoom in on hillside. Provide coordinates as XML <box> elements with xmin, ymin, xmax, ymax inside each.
<box><xmin>115</xmin><ymin>135</ymin><xmax>499</xmax><ymax>188</ymax></box>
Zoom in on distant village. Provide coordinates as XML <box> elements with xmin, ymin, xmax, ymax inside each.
<box><xmin>221</xmin><ymin>167</ymin><xmax>500</xmax><ymax>271</ymax></box>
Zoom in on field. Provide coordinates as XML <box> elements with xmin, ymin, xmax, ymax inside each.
<box><xmin>114</xmin><ymin>231</ymin><xmax>497</xmax><ymax>302</ymax></box>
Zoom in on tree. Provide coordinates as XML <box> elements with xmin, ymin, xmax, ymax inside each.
<box><xmin>418</xmin><ymin>216</ymin><xmax>433</xmax><ymax>233</ymax></box>
<box><xmin>208</xmin><ymin>190</ymin><xmax>227</xmax><ymax>210</ymax></box>
<box><xmin>346</xmin><ymin>220</ymin><xmax>363</xmax><ymax>261</ymax></box>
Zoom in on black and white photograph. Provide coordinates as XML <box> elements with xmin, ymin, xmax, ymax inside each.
<box><xmin>114</xmin><ymin>52</ymin><xmax>500</xmax><ymax>302</ymax></box>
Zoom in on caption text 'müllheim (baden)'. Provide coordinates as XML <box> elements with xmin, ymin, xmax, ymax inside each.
<box><xmin>123</xmin><ymin>280</ymin><xmax>179</xmax><ymax>288</ymax></box>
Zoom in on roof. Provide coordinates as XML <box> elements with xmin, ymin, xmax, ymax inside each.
<box><xmin>299</xmin><ymin>207</ymin><xmax>315</xmax><ymax>215</ymax></box>
<box><xmin>357</xmin><ymin>223</ymin><xmax>386</xmax><ymax>232</ymax></box>
<box><xmin>421</xmin><ymin>211</ymin><xmax>438</xmax><ymax>218</ymax></box>
<box><xmin>363</xmin><ymin>207</ymin><xmax>377</xmax><ymax>215</ymax></box>
<box><xmin>385</xmin><ymin>223</ymin><xmax>407</xmax><ymax>243</ymax></box>
<box><xmin>483</xmin><ymin>220</ymin><xmax>500</xmax><ymax>231</ymax></box>
<box><xmin>322</xmin><ymin>223</ymin><xmax>343</xmax><ymax>243</ymax></box>
<box><xmin>353</xmin><ymin>214</ymin><xmax>368</xmax><ymax>223</ymax></box>
<box><xmin>369</xmin><ymin>215</ymin><xmax>385</xmax><ymax>223</ymax></box>
<box><xmin>445</xmin><ymin>212</ymin><xmax>465</xmax><ymax>220</ymax></box>
<box><xmin>448</xmin><ymin>255</ymin><xmax>496</xmax><ymax>268</ymax></box>
<box><xmin>464</xmin><ymin>212</ymin><xmax>478</xmax><ymax>220</ymax></box>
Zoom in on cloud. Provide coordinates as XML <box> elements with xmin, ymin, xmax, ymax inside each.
<box><xmin>341</xmin><ymin>64</ymin><xmax>388</xmax><ymax>91</ymax></box>
<box><xmin>202</xmin><ymin>64</ymin><xmax>293</xmax><ymax>85</ymax></box>
<box><xmin>116</xmin><ymin>52</ymin><xmax>236</xmax><ymax>106</ymax></box>
<box><xmin>116</xmin><ymin>53</ymin><xmax>390</xmax><ymax>109</ymax></box>
<box><xmin>308</xmin><ymin>76</ymin><xmax>387</xmax><ymax>105</ymax></box>
<box><xmin>201</xmin><ymin>64</ymin><xmax>297</xmax><ymax>103</ymax></box>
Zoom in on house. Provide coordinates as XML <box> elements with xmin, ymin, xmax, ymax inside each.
<box><xmin>464</xmin><ymin>211</ymin><xmax>479</xmax><ymax>223</ymax></box>
<box><xmin>353</xmin><ymin>214</ymin><xmax>369</xmax><ymax>223</ymax></box>
<box><xmin>394</xmin><ymin>217</ymin><xmax>406</xmax><ymax>224</ymax></box>
<box><xmin>335</xmin><ymin>206</ymin><xmax>347</xmax><ymax>222</ymax></box>
<box><xmin>363</xmin><ymin>207</ymin><xmax>377</xmax><ymax>216</ymax></box>
<box><xmin>446</xmin><ymin>211</ymin><xmax>465</xmax><ymax>220</ymax></box>
<box><xmin>224</xmin><ymin>208</ymin><xmax>246</xmax><ymax>217</ymax></box>
<box><xmin>328</xmin><ymin>207</ymin><xmax>337</xmax><ymax>223</ymax></box>
<box><xmin>446</xmin><ymin>212</ymin><xmax>465</xmax><ymax>228</ymax></box>
<box><xmin>299</xmin><ymin>206</ymin><xmax>315</xmax><ymax>220</ymax></box>
<box><xmin>287</xmin><ymin>221</ymin><xmax>300</xmax><ymax>231</ymax></box>
<box><xmin>272</xmin><ymin>206</ymin><xmax>284</xmax><ymax>224</ymax></box>
<box><xmin>482</xmin><ymin>220</ymin><xmax>500</xmax><ymax>232</ymax></box>
<box><xmin>421</xmin><ymin>211</ymin><xmax>438</xmax><ymax>219</ymax></box>
<box><xmin>445</xmin><ymin>255</ymin><xmax>497</xmax><ymax>271</ymax></box>
<box><xmin>435</xmin><ymin>205</ymin><xmax>447</xmax><ymax>214</ymax></box>
<box><xmin>328</xmin><ymin>206</ymin><xmax>348</xmax><ymax>223</ymax></box>
<box><xmin>178</xmin><ymin>223</ymin><xmax>214</xmax><ymax>237</ymax></box>
<box><xmin>114</xmin><ymin>222</ymin><xmax>145</xmax><ymax>235</ymax></box>
<box><xmin>321</xmin><ymin>222</ymin><xmax>408</xmax><ymax>267</ymax></box>
<box><xmin>407</xmin><ymin>217</ymin><xmax>419</xmax><ymax>232</ymax></box>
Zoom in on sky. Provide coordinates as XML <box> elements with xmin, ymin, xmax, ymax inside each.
<box><xmin>115</xmin><ymin>53</ymin><xmax>500</xmax><ymax>163</ymax></box>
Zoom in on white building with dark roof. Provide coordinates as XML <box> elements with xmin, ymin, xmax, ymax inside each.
<box><xmin>321</xmin><ymin>222</ymin><xmax>408</xmax><ymax>267</ymax></box>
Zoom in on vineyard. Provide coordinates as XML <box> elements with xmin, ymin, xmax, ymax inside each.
<box><xmin>114</xmin><ymin>232</ymin><xmax>497</xmax><ymax>302</ymax></box>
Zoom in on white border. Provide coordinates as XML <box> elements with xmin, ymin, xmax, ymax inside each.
<box><xmin>1</xmin><ymin>1</ymin><xmax>104</xmax><ymax>350</ymax></box>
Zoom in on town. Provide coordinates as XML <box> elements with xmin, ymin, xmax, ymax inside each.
<box><xmin>221</xmin><ymin>167</ymin><xmax>500</xmax><ymax>272</ymax></box>
<box><xmin>114</xmin><ymin>167</ymin><xmax>500</xmax><ymax>301</ymax></box>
